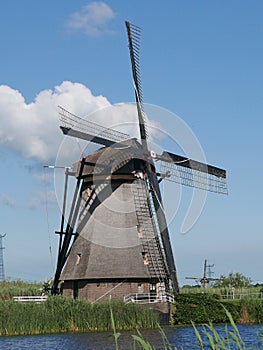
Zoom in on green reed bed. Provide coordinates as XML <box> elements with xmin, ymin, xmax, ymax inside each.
<box><xmin>1</xmin><ymin>296</ymin><xmax>262</xmax><ymax>348</ymax></box>
<box><xmin>0</xmin><ymin>296</ymin><xmax>159</xmax><ymax>336</ymax></box>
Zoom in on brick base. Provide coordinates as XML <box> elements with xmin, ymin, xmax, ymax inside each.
<box><xmin>62</xmin><ymin>279</ymin><xmax>174</xmax><ymax>324</ymax></box>
<box><xmin>62</xmin><ymin>279</ymin><xmax>152</xmax><ymax>302</ymax></box>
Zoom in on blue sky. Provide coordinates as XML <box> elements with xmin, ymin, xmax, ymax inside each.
<box><xmin>0</xmin><ymin>1</ymin><xmax>262</xmax><ymax>285</ymax></box>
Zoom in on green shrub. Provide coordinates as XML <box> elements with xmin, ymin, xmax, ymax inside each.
<box><xmin>173</xmin><ymin>293</ymin><xmax>240</xmax><ymax>325</ymax></box>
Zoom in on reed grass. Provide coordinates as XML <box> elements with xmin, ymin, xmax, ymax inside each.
<box><xmin>0</xmin><ymin>295</ymin><xmax>262</xmax><ymax>349</ymax></box>
<box><xmin>0</xmin><ymin>296</ymin><xmax>159</xmax><ymax>336</ymax></box>
<box><xmin>192</xmin><ymin>306</ymin><xmax>247</xmax><ymax>350</ymax></box>
<box><xmin>239</xmin><ymin>299</ymin><xmax>263</xmax><ymax>324</ymax></box>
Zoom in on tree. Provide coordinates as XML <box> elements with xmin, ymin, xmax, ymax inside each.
<box><xmin>213</xmin><ymin>272</ymin><xmax>252</xmax><ymax>289</ymax></box>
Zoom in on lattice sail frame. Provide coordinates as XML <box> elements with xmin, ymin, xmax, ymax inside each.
<box><xmin>125</xmin><ymin>21</ymin><xmax>148</xmax><ymax>141</ymax></box>
<box><xmin>159</xmin><ymin>161</ymin><xmax>228</xmax><ymax>194</ymax></box>
<box><xmin>58</xmin><ymin>106</ymin><xmax>129</xmax><ymax>144</ymax></box>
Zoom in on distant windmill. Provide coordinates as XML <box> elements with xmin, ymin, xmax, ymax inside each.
<box><xmin>51</xmin><ymin>22</ymin><xmax>227</xmax><ymax>302</ymax></box>
<box><xmin>185</xmin><ymin>259</ymin><xmax>219</xmax><ymax>288</ymax></box>
<box><xmin>0</xmin><ymin>234</ymin><xmax>6</xmax><ymax>281</ymax></box>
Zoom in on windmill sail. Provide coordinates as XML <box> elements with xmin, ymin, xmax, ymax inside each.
<box><xmin>59</xmin><ymin>107</ymin><xmax>227</xmax><ymax>195</ymax></box>
<box><xmin>125</xmin><ymin>21</ymin><xmax>148</xmax><ymax>149</ymax></box>
<box><xmin>59</xmin><ymin>106</ymin><xmax>130</xmax><ymax>147</ymax></box>
<box><xmin>146</xmin><ymin>171</ymin><xmax>179</xmax><ymax>292</ymax></box>
<box><xmin>125</xmin><ymin>21</ymin><xmax>179</xmax><ymax>292</ymax></box>
<box><xmin>156</xmin><ymin>151</ymin><xmax>227</xmax><ymax>195</ymax></box>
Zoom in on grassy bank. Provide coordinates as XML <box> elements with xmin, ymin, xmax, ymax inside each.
<box><xmin>0</xmin><ymin>280</ymin><xmax>42</xmax><ymax>299</ymax></box>
<box><xmin>181</xmin><ymin>285</ymin><xmax>263</xmax><ymax>298</ymax></box>
<box><xmin>0</xmin><ymin>296</ymin><xmax>159</xmax><ymax>336</ymax></box>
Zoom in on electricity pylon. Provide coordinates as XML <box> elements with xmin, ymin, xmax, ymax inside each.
<box><xmin>0</xmin><ymin>234</ymin><xmax>6</xmax><ymax>281</ymax></box>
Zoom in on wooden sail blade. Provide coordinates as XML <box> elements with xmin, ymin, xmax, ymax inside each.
<box><xmin>125</xmin><ymin>21</ymin><xmax>148</xmax><ymax>147</ymax></box>
<box><xmin>59</xmin><ymin>106</ymin><xmax>130</xmax><ymax>147</ymax></box>
<box><xmin>146</xmin><ymin>170</ymin><xmax>180</xmax><ymax>292</ymax></box>
<box><xmin>155</xmin><ymin>151</ymin><xmax>227</xmax><ymax>195</ymax></box>
<box><xmin>159</xmin><ymin>160</ymin><xmax>227</xmax><ymax>194</ymax></box>
<box><xmin>60</xmin><ymin>126</ymin><xmax>116</xmax><ymax>147</ymax></box>
<box><xmin>157</xmin><ymin>151</ymin><xmax>226</xmax><ymax>178</ymax></box>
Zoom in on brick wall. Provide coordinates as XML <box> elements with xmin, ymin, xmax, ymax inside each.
<box><xmin>62</xmin><ymin>280</ymin><xmax>151</xmax><ymax>302</ymax></box>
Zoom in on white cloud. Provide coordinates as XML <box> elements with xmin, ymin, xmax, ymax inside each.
<box><xmin>0</xmin><ymin>81</ymin><xmax>113</xmax><ymax>162</ymax></box>
<box><xmin>0</xmin><ymin>80</ymin><xmax>177</xmax><ymax>171</ymax></box>
<box><xmin>0</xmin><ymin>81</ymin><xmax>143</xmax><ymax>164</ymax></box>
<box><xmin>1</xmin><ymin>194</ymin><xmax>16</xmax><ymax>208</ymax></box>
<box><xmin>67</xmin><ymin>2</ymin><xmax>116</xmax><ymax>37</ymax></box>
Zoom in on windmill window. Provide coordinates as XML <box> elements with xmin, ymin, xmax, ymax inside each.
<box><xmin>150</xmin><ymin>283</ymin><xmax>156</xmax><ymax>292</ymax></box>
<box><xmin>133</xmin><ymin>170</ymin><xmax>145</xmax><ymax>179</ymax></box>
<box><xmin>137</xmin><ymin>283</ymin><xmax>142</xmax><ymax>292</ymax></box>
<box><xmin>76</xmin><ymin>253</ymin><xmax>81</xmax><ymax>265</ymax></box>
<box><xmin>137</xmin><ymin>225</ymin><xmax>143</xmax><ymax>238</ymax></box>
<box><xmin>142</xmin><ymin>252</ymin><xmax>149</xmax><ymax>265</ymax></box>
<box><xmin>87</xmin><ymin>186</ymin><xmax>92</xmax><ymax>197</ymax></box>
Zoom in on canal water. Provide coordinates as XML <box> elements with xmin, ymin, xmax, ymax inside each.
<box><xmin>0</xmin><ymin>324</ymin><xmax>262</xmax><ymax>349</ymax></box>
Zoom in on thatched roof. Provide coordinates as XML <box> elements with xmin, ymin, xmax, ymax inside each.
<box><xmin>61</xmin><ymin>139</ymin><xmax>167</xmax><ymax>282</ymax></box>
<box><xmin>73</xmin><ymin>138</ymin><xmax>144</xmax><ymax>178</ymax></box>
<box><xmin>61</xmin><ymin>181</ymin><xmax>152</xmax><ymax>280</ymax></box>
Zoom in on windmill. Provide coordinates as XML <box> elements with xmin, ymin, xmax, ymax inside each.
<box><xmin>185</xmin><ymin>259</ymin><xmax>219</xmax><ymax>288</ymax></box>
<box><xmin>51</xmin><ymin>22</ymin><xmax>227</xmax><ymax>302</ymax></box>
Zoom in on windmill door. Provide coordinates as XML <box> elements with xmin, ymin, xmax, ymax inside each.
<box><xmin>150</xmin><ymin>283</ymin><xmax>157</xmax><ymax>301</ymax></box>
